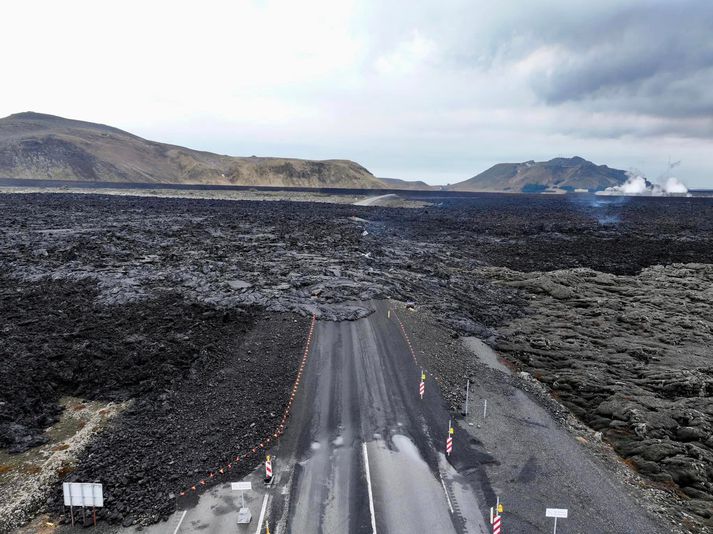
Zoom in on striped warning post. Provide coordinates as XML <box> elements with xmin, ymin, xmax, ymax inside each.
<box><xmin>265</xmin><ymin>455</ymin><xmax>273</xmax><ymax>480</ymax></box>
<box><xmin>492</xmin><ymin>514</ymin><xmax>501</xmax><ymax>534</ymax></box>
<box><xmin>419</xmin><ymin>380</ymin><xmax>425</xmax><ymax>399</ymax></box>
<box><xmin>446</xmin><ymin>420</ymin><xmax>454</xmax><ymax>455</ymax></box>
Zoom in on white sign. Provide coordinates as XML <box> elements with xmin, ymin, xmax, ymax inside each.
<box><xmin>231</xmin><ymin>482</ymin><xmax>252</xmax><ymax>491</ymax></box>
<box><xmin>63</xmin><ymin>482</ymin><xmax>104</xmax><ymax>507</ymax></box>
<box><xmin>546</xmin><ymin>508</ymin><xmax>568</xmax><ymax>518</ymax></box>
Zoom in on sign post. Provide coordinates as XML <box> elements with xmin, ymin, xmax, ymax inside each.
<box><xmin>546</xmin><ymin>508</ymin><xmax>568</xmax><ymax>534</ymax></box>
<box><xmin>68</xmin><ymin>485</ymin><xmax>74</xmax><ymax>527</ymax></box>
<box><xmin>464</xmin><ymin>379</ymin><xmax>470</xmax><ymax>416</ymax></box>
<box><xmin>231</xmin><ymin>481</ymin><xmax>252</xmax><ymax>524</ymax></box>
<box><xmin>490</xmin><ymin>496</ymin><xmax>504</xmax><ymax>534</ymax></box>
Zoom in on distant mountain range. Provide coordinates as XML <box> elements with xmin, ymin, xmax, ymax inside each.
<box><xmin>0</xmin><ymin>112</ymin><xmax>386</xmax><ymax>189</ymax></box>
<box><xmin>447</xmin><ymin>157</ymin><xmax>628</xmax><ymax>193</ymax></box>
<box><xmin>0</xmin><ymin>113</ymin><xmax>628</xmax><ymax>192</ymax></box>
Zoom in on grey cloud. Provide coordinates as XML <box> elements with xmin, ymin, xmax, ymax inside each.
<box><xmin>489</xmin><ymin>1</ymin><xmax>713</xmax><ymax>121</ymax></box>
<box><xmin>557</xmin><ymin>113</ymin><xmax>713</xmax><ymax>141</ymax></box>
<box><xmin>363</xmin><ymin>0</ymin><xmax>713</xmax><ymax>124</ymax></box>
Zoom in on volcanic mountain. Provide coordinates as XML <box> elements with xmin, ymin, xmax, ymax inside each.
<box><xmin>0</xmin><ymin>112</ymin><xmax>385</xmax><ymax>189</ymax></box>
<box><xmin>448</xmin><ymin>156</ymin><xmax>628</xmax><ymax>193</ymax></box>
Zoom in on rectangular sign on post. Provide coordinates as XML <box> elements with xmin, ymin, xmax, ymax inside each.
<box><xmin>63</xmin><ymin>482</ymin><xmax>104</xmax><ymax>507</ymax></box>
<box><xmin>231</xmin><ymin>482</ymin><xmax>252</xmax><ymax>491</ymax></box>
<box><xmin>546</xmin><ymin>508</ymin><xmax>568</xmax><ymax>518</ymax></box>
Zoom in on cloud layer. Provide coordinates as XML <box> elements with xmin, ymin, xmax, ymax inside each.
<box><xmin>1</xmin><ymin>0</ymin><xmax>711</xmax><ymax>186</ymax></box>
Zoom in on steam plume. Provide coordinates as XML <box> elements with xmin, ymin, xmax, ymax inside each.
<box><xmin>599</xmin><ymin>172</ymin><xmax>690</xmax><ymax>196</ymax></box>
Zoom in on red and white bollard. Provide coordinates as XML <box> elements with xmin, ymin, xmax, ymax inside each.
<box><xmin>446</xmin><ymin>420</ymin><xmax>454</xmax><ymax>456</ymax></box>
<box><xmin>491</xmin><ymin>498</ymin><xmax>504</xmax><ymax>533</ymax></box>
<box><xmin>265</xmin><ymin>455</ymin><xmax>273</xmax><ymax>482</ymax></box>
<box><xmin>419</xmin><ymin>370</ymin><xmax>426</xmax><ymax>399</ymax></box>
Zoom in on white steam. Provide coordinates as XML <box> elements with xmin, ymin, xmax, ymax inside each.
<box><xmin>599</xmin><ymin>172</ymin><xmax>690</xmax><ymax>196</ymax></box>
<box><xmin>618</xmin><ymin>175</ymin><xmax>649</xmax><ymax>194</ymax></box>
<box><xmin>662</xmin><ymin>176</ymin><xmax>688</xmax><ymax>194</ymax></box>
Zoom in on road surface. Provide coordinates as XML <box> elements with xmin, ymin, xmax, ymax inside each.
<box><xmin>105</xmin><ymin>300</ymin><xmax>666</xmax><ymax>534</ymax></box>
<box><xmin>269</xmin><ymin>300</ymin><xmax>488</xmax><ymax>534</ymax></box>
<box><xmin>353</xmin><ymin>194</ymin><xmax>398</xmax><ymax>206</ymax></box>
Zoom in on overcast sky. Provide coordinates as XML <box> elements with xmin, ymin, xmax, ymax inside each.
<box><xmin>2</xmin><ymin>0</ymin><xmax>712</xmax><ymax>187</ymax></box>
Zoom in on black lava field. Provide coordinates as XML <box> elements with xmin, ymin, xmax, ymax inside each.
<box><xmin>1</xmin><ymin>191</ymin><xmax>712</xmax><ymax>528</ymax></box>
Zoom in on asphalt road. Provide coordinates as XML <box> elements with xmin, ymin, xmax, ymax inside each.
<box><xmin>269</xmin><ymin>300</ymin><xmax>488</xmax><ymax>534</ymax></box>
<box><xmin>94</xmin><ymin>299</ymin><xmax>667</xmax><ymax>534</ymax></box>
<box><xmin>353</xmin><ymin>194</ymin><xmax>398</xmax><ymax>206</ymax></box>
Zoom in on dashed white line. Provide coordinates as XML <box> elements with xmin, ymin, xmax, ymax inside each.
<box><xmin>255</xmin><ymin>493</ymin><xmax>269</xmax><ymax>534</ymax></box>
<box><xmin>172</xmin><ymin>510</ymin><xmax>187</xmax><ymax>534</ymax></box>
<box><xmin>362</xmin><ymin>442</ymin><xmax>378</xmax><ymax>534</ymax></box>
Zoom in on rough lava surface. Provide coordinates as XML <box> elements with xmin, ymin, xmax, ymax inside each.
<box><xmin>1</xmin><ymin>191</ymin><xmax>712</xmax><ymax>530</ymax></box>
<box><xmin>491</xmin><ymin>265</ymin><xmax>713</xmax><ymax>522</ymax></box>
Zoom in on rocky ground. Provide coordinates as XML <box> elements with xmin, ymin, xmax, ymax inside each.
<box><xmin>54</xmin><ymin>313</ymin><xmax>308</xmax><ymax>527</ymax></box>
<box><xmin>0</xmin><ymin>185</ymin><xmax>379</xmax><ymax>205</ymax></box>
<box><xmin>0</xmin><ymin>279</ymin><xmax>254</xmax><ymax>453</ymax></box>
<box><xmin>488</xmin><ymin>264</ymin><xmax>713</xmax><ymax>529</ymax></box>
<box><xmin>0</xmin><ymin>270</ymin><xmax>308</xmax><ymax>530</ymax></box>
<box><xmin>1</xmin><ymin>191</ymin><xmax>712</xmax><ymax>531</ymax></box>
<box><xmin>0</xmin><ymin>398</ymin><xmax>125</xmax><ymax>533</ymax></box>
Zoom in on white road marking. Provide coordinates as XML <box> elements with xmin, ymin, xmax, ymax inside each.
<box><xmin>362</xmin><ymin>442</ymin><xmax>378</xmax><ymax>534</ymax></box>
<box><xmin>172</xmin><ymin>510</ymin><xmax>187</xmax><ymax>534</ymax></box>
<box><xmin>439</xmin><ymin>474</ymin><xmax>455</xmax><ymax>515</ymax></box>
<box><xmin>255</xmin><ymin>493</ymin><xmax>269</xmax><ymax>534</ymax></box>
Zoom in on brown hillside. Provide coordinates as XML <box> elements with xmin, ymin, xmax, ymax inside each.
<box><xmin>0</xmin><ymin>112</ymin><xmax>384</xmax><ymax>189</ymax></box>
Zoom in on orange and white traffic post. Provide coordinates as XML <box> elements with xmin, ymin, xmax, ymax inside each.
<box><xmin>446</xmin><ymin>420</ymin><xmax>454</xmax><ymax>455</ymax></box>
<box><xmin>419</xmin><ymin>370</ymin><xmax>426</xmax><ymax>399</ymax></box>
